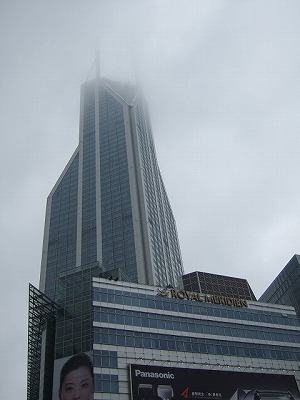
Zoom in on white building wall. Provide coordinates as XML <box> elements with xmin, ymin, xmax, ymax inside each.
<box><xmin>92</xmin><ymin>279</ymin><xmax>300</xmax><ymax>400</ymax></box>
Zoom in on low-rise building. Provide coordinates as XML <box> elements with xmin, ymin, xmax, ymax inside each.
<box><xmin>29</xmin><ymin>277</ymin><xmax>300</xmax><ymax>399</ymax></box>
<box><xmin>90</xmin><ymin>278</ymin><xmax>300</xmax><ymax>399</ymax></box>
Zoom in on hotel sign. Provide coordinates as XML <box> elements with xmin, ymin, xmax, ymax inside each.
<box><xmin>157</xmin><ymin>288</ymin><xmax>248</xmax><ymax>308</ymax></box>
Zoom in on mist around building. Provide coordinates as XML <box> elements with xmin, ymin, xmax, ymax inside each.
<box><xmin>27</xmin><ymin>62</ymin><xmax>300</xmax><ymax>400</ymax></box>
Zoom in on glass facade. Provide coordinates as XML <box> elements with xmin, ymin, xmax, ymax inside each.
<box><xmin>44</xmin><ymin>152</ymin><xmax>79</xmax><ymax>300</ymax></box>
<box><xmin>81</xmin><ymin>82</ymin><xmax>97</xmax><ymax>267</ymax></box>
<box><xmin>94</xmin><ymin>307</ymin><xmax>300</xmax><ymax>343</ymax></box>
<box><xmin>94</xmin><ymin>326</ymin><xmax>300</xmax><ymax>361</ymax></box>
<box><xmin>93</xmin><ymin>287</ymin><xmax>298</xmax><ymax>326</ymax></box>
<box><xmin>259</xmin><ymin>254</ymin><xmax>300</xmax><ymax>323</ymax></box>
<box><xmin>40</xmin><ymin>77</ymin><xmax>184</xmax><ymax>305</ymax></box>
<box><xmin>93</xmin><ymin>286</ymin><xmax>300</xmax><ymax>357</ymax></box>
<box><xmin>135</xmin><ymin>102</ymin><xmax>183</xmax><ymax>286</ymax></box>
<box><xmin>34</xmin><ymin>76</ymin><xmax>184</xmax><ymax>399</ymax></box>
<box><xmin>99</xmin><ymin>86</ymin><xmax>137</xmax><ymax>282</ymax></box>
<box><xmin>182</xmin><ymin>271</ymin><xmax>257</xmax><ymax>301</ymax></box>
<box><xmin>54</xmin><ymin>265</ymin><xmax>100</xmax><ymax>359</ymax></box>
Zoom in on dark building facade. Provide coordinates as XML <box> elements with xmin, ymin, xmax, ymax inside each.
<box><xmin>39</xmin><ymin>75</ymin><xmax>184</xmax><ymax>303</ymax></box>
<box><xmin>182</xmin><ymin>271</ymin><xmax>257</xmax><ymax>301</ymax></box>
<box><xmin>259</xmin><ymin>254</ymin><xmax>300</xmax><ymax>322</ymax></box>
<box><xmin>28</xmin><ymin>71</ymin><xmax>184</xmax><ymax>400</ymax></box>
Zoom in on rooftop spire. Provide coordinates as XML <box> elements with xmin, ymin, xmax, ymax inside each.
<box><xmin>95</xmin><ymin>48</ymin><xmax>101</xmax><ymax>80</ymax></box>
<box><xmin>85</xmin><ymin>50</ymin><xmax>101</xmax><ymax>83</ymax></box>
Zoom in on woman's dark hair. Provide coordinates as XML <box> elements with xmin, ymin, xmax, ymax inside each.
<box><xmin>59</xmin><ymin>353</ymin><xmax>94</xmax><ymax>398</ymax></box>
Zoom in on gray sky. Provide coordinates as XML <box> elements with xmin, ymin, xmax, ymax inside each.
<box><xmin>1</xmin><ymin>0</ymin><xmax>300</xmax><ymax>397</ymax></box>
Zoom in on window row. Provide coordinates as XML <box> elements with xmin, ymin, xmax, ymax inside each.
<box><xmin>94</xmin><ymin>306</ymin><xmax>300</xmax><ymax>344</ymax></box>
<box><xmin>94</xmin><ymin>327</ymin><xmax>300</xmax><ymax>362</ymax></box>
<box><xmin>93</xmin><ymin>288</ymin><xmax>299</xmax><ymax>327</ymax></box>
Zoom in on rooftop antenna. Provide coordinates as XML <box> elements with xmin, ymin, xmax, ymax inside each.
<box><xmin>95</xmin><ymin>48</ymin><xmax>101</xmax><ymax>81</ymax></box>
<box><xmin>133</xmin><ymin>53</ymin><xmax>140</xmax><ymax>87</ymax></box>
<box><xmin>85</xmin><ymin>48</ymin><xmax>101</xmax><ymax>82</ymax></box>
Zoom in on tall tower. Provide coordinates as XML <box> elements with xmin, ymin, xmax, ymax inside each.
<box><xmin>28</xmin><ymin>70</ymin><xmax>300</xmax><ymax>400</ymax></box>
<box><xmin>39</xmin><ymin>74</ymin><xmax>183</xmax><ymax>302</ymax></box>
<box><xmin>259</xmin><ymin>254</ymin><xmax>300</xmax><ymax>323</ymax></box>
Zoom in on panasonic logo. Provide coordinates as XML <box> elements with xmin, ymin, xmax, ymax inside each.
<box><xmin>135</xmin><ymin>370</ymin><xmax>175</xmax><ymax>379</ymax></box>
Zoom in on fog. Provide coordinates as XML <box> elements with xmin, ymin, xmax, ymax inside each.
<box><xmin>1</xmin><ymin>1</ymin><xmax>300</xmax><ymax>397</ymax></box>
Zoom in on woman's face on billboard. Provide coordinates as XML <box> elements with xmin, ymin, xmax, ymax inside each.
<box><xmin>60</xmin><ymin>366</ymin><xmax>93</xmax><ymax>400</ymax></box>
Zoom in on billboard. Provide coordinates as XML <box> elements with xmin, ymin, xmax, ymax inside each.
<box><xmin>52</xmin><ymin>352</ymin><xmax>94</xmax><ymax>400</ymax></box>
<box><xmin>130</xmin><ymin>364</ymin><xmax>300</xmax><ymax>400</ymax></box>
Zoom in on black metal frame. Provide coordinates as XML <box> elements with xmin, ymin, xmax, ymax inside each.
<box><xmin>27</xmin><ymin>284</ymin><xmax>58</xmax><ymax>400</ymax></box>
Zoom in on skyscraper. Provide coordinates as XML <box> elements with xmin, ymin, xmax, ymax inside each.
<box><xmin>259</xmin><ymin>254</ymin><xmax>300</xmax><ymax>322</ymax></box>
<box><xmin>28</xmin><ymin>69</ymin><xmax>184</xmax><ymax>399</ymax></box>
<box><xmin>39</xmin><ymin>71</ymin><xmax>183</xmax><ymax>303</ymax></box>
<box><xmin>28</xmin><ymin>68</ymin><xmax>300</xmax><ymax>400</ymax></box>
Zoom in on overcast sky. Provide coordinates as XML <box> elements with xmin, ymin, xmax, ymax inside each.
<box><xmin>1</xmin><ymin>0</ymin><xmax>300</xmax><ymax>397</ymax></box>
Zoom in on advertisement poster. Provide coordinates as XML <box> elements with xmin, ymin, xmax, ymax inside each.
<box><xmin>130</xmin><ymin>364</ymin><xmax>300</xmax><ymax>400</ymax></box>
<box><xmin>52</xmin><ymin>352</ymin><xmax>94</xmax><ymax>400</ymax></box>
